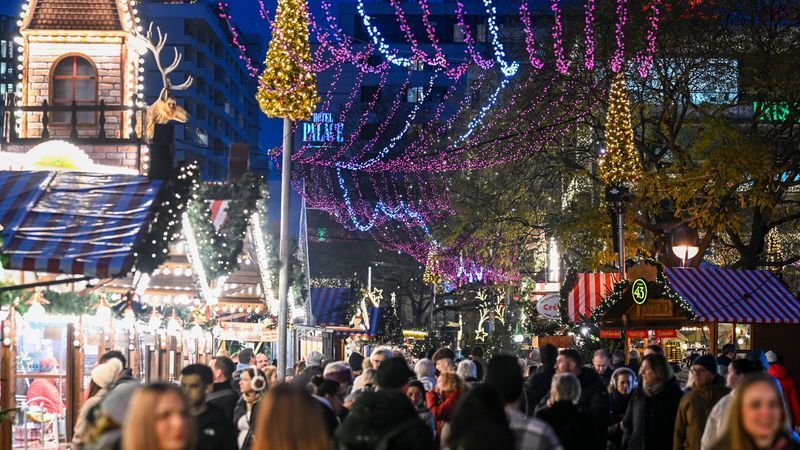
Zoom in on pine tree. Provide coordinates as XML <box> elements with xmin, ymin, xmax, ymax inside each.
<box><xmin>599</xmin><ymin>72</ymin><xmax>641</xmax><ymax>186</ymax></box>
<box><xmin>377</xmin><ymin>294</ymin><xmax>405</xmax><ymax>346</ymax></box>
<box><xmin>256</xmin><ymin>0</ymin><xmax>319</xmax><ymax>121</ymax></box>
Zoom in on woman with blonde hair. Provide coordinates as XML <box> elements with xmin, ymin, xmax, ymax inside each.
<box><xmin>252</xmin><ymin>383</ymin><xmax>332</xmax><ymax>450</ymax></box>
<box><xmin>427</xmin><ymin>371</ymin><xmax>465</xmax><ymax>444</ymax></box>
<box><xmin>709</xmin><ymin>373</ymin><xmax>798</xmax><ymax>450</ymax></box>
<box><xmin>122</xmin><ymin>383</ymin><xmax>193</xmax><ymax>450</ymax></box>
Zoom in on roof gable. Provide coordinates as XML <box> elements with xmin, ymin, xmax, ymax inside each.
<box><xmin>26</xmin><ymin>0</ymin><xmax>123</xmax><ymax>31</ymax></box>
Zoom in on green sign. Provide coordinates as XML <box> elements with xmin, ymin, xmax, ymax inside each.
<box><xmin>632</xmin><ymin>279</ymin><xmax>648</xmax><ymax>305</ymax></box>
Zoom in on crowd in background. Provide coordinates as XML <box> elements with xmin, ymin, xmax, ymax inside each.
<box><xmin>63</xmin><ymin>343</ymin><xmax>800</xmax><ymax>450</ymax></box>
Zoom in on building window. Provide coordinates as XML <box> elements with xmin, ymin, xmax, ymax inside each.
<box><xmin>51</xmin><ymin>55</ymin><xmax>96</xmax><ymax>123</ymax></box>
<box><xmin>475</xmin><ymin>24</ymin><xmax>487</xmax><ymax>43</ymax></box>
<box><xmin>0</xmin><ymin>40</ymin><xmax>7</xmax><ymax>58</ymax></box>
<box><xmin>410</xmin><ymin>59</ymin><xmax>425</xmax><ymax>71</ymax></box>
<box><xmin>407</xmin><ymin>86</ymin><xmax>425</xmax><ymax>103</ymax></box>
<box><xmin>453</xmin><ymin>25</ymin><xmax>465</xmax><ymax>43</ymax></box>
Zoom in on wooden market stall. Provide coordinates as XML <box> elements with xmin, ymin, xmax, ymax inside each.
<box><xmin>593</xmin><ymin>262</ymin><xmax>800</xmax><ymax>374</ymax></box>
<box><xmin>0</xmin><ymin>169</ymin><xmax>163</xmax><ymax>449</ymax></box>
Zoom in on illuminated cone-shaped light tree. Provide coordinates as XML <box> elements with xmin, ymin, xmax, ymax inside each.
<box><xmin>600</xmin><ymin>72</ymin><xmax>641</xmax><ymax>280</ymax></box>
<box><xmin>256</xmin><ymin>0</ymin><xmax>319</xmax><ymax>121</ymax></box>
<box><xmin>256</xmin><ymin>0</ymin><xmax>319</xmax><ymax>382</ymax></box>
<box><xmin>599</xmin><ymin>72</ymin><xmax>641</xmax><ymax>186</ymax></box>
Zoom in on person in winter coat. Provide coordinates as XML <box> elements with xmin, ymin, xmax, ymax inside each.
<box><xmin>535</xmin><ymin>349</ymin><xmax>611</xmax><ymax>450</ymax></box>
<box><xmin>767</xmin><ymin>351</ymin><xmax>800</xmax><ymax>431</ymax></box>
<box><xmin>25</xmin><ymin>357</ymin><xmax>65</xmax><ymax>415</ymax></box>
<box><xmin>523</xmin><ymin>344</ymin><xmax>557</xmax><ymax>415</ymax></box>
<box><xmin>406</xmin><ymin>380</ymin><xmax>436</xmax><ymax>436</ymax></box>
<box><xmin>623</xmin><ymin>354</ymin><xmax>684</xmax><ymax>450</ymax></box>
<box><xmin>427</xmin><ymin>371</ymin><xmax>464</xmax><ymax>442</ymax></box>
<box><xmin>446</xmin><ymin>384</ymin><xmax>516</xmax><ymax>450</ymax></box>
<box><xmin>414</xmin><ymin>358</ymin><xmax>437</xmax><ymax>392</ymax></box>
<box><xmin>536</xmin><ymin>373</ymin><xmax>593</xmax><ymax>450</ymax></box>
<box><xmin>673</xmin><ymin>354</ymin><xmax>729</xmax><ymax>450</ymax></box>
<box><xmin>593</xmin><ymin>349</ymin><xmax>613</xmax><ymax>388</ymax></box>
<box><xmin>335</xmin><ymin>358</ymin><xmax>435</xmax><ymax>450</ymax></box>
<box><xmin>607</xmin><ymin>367</ymin><xmax>636</xmax><ymax>450</ymax></box>
<box><xmin>234</xmin><ymin>368</ymin><xmax>267</xmax><ymax>450</ymax></box>
<box><xmin>71</xmin><ymin>358</ymin><xmax>123</xmax><ymax>449</ymax></box>
<box><xmin>293</xmin><ymin>351</ymin><xmax>325</xmax><ymax>390</ymax></box>
<box><xmin>708</xmin><ymin>373</ymin><xmax>800</xmax><ymax>450</ymax></box>
<box><xmin>701</xmin><ymin>358</ymin><xmax>761</xmax><ymax>450</ymax></box>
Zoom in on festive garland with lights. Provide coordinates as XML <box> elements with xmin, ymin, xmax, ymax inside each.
<box><xmin>134</xmin><ymin>162</ymin><xmax>199</xmax><ymax>274</ymax></box>
<box><xmin>186</xmin><ymin>173</ymin><xmax>264</xmax><ymax>279</ymax></box>
<box><xmin>582</xmin><ymin>259</ymin><xmax>696</xmax><ymax>326</ymax></box>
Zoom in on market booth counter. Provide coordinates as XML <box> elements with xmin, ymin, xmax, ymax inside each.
<box><xmin>593</xmin><ymin>263</ymin><xmax>800</xmax><ymax>373</ymax></box>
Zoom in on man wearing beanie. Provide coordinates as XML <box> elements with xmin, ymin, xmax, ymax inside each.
<box><xmin>335</xmin><ymin>357</ymin><xmax>434</xmax><ymax>450</ymax></box>
<box><xmin>485</xmin><ymin>355</ymin><xmax>562</xmax><ymax>450</ymax></box>
<box><xmin>674</xmin><ymin>353</ymin><xmax>729</xmax><ymax>450</ymax></box>
<box><xmin>349</xmin><ymin>352</ymin><xmax>365</xmax><ymax>377</ymax></box>
<box><xmin>324</xmin><ymin>361</ymin><xmax>354</xmax><ymax>389</ymax></box>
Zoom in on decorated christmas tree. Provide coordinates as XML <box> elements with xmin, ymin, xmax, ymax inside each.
<box><xmin>599</xmin><ymin>72</ymin><xmax>641</xmax><ymax>186</ymax></box>
<box><xmin>376</xmin><ymin>293</ymin><xmax>405</xmax><ymax>346</ymax></box>
<box><xmin>256</xmin><ymin>0</ymin><xmax>319</xmax><ymax>121</ymax></box>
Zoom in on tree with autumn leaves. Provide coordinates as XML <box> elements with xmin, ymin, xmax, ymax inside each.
<box><xmin>436</xmin><ymin>0</ymin><xmax>800</xmax><ymax>288</ymax></box>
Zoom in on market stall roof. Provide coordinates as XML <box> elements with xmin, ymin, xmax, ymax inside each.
<box><xmin>0</xmin><ymin>170</ymin><xmax>160</xmax><ymax>278</ymax></box>
<box><xmin>311</xmin><ymin>287</ymin><xmax>379</xmax><ymax>336</ymax></box>
<box><xmin>665</xmin><ymin>267</ymin><xmax>800</xmax><ymax>324</ymax></box>
<box><xmin>567</xmin><ymin>273</ymin><xmax>618</xmax><ymax>322</ymax></box>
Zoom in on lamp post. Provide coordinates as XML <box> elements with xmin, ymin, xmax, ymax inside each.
<box><xmin>671</xmin><ymin>226</ymin><xmax>699</xmax><ymax>267</ymax></box>
<box><xmin>606</xmin><ymin>185</ymin><xmax>629</xmax><ymax>279</ymax></box>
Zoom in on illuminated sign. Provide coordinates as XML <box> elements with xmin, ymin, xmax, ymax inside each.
<box><xmin>536</xmin><ymin>294</ymin><xmax>561</xmax><ymax>321</ymax></box>
<box><xmin>600</xmin><ymin>329</ymin><xmax>622</xmax><ymax>339</ymax></box>
<box><xmin>627</xmin><ymin>330</ymin><xmax>648</xmax><ymax>339</ymax></box>
<box><xmin>302</xmin><ymin>112</ymin><xmax>344</xmax><ymax>144</ymax></box>
<box><xmin>632</xmin><ymin>279</ymin><xmax>648</xmax><ymax>305</ymax></box>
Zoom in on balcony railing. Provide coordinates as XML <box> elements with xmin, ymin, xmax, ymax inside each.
<box><xmin>2</xmin><ymin>94</ymin><xmax>147</xmax><ymax>145</ymax></box>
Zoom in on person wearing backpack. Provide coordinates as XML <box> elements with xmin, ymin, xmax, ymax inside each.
<box><xmin>334</xmin><ymin>357</ymin><xmax>434</xmax><ymax>450</ymax></box>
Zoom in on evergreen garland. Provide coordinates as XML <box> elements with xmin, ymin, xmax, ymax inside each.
<box><xmin>586</xmin><ymin>259</ymin><xmax>696</xmax><ymax>325</ymax></box>
<box><xmin>134</xmin><ymin>162</ymin><xmax>199</xmax><ymax>274</ymax></box>
<box><xmin>186</xmin><ymin>173</ymin><xmax>264</xmax><ymax>279</ymax></box>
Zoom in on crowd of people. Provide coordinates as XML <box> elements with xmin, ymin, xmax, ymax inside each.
<box><xmin>64</xmin><ymin>344</ymin><xmax>800</xmax><ymax>450</ymax></box>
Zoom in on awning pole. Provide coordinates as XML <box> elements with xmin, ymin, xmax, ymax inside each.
<box><xmin>0</xmin><ymin>275</ymin><xmax>94</xmax><ymax>293</ymax></box>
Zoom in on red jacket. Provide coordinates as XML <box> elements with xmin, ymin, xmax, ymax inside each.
<box><xmin>426</xmin><ymin>390</ymin><xmax>461</xmax><ymax>438</ymax></box>
<box><xmin>769</xmin><ymin>363</ymin><xmax>800</xmax><ymax>426</ymax></box>
<box><xmin>25</xmin><ymin>379</ymin><xmax>64</xmax><ymax>415</ymax></box>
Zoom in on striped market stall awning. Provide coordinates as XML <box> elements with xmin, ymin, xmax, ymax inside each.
<box><xmin>0</xmin><ymin>171</ymin><xmax>161</xmax><ymax>278</ymax></box>
<box><xmin>665</xmin><ymin>267</ymin><xmax>800</xmax><ymax>324</ymax></box>
<box><xmin>311</xmin><ymin>287</ymin><xmax>380</xmax><ymax>336</ymax></box>
<box><xmin>568</xmin><ymin>273</ymin><xmax>619</xmax><ymax>322</ymax></box>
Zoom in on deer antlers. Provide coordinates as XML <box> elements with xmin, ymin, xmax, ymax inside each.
<box><xmin>142</xmin><ymin>22</ymin><xmax>193</xmax><ymax>93</ymax></box>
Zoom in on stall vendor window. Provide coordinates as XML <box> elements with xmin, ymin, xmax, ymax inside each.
<box><xmin>716</xmin><ymin>323</ymin><xmax>734</xmax><ymax>350</ymax></box>
<box><xmin>14</xmin><ymin>318</ymin><xmax>69</xmax><ymax>446</ymax></box>
<box><xmin>734</xmin><ymin>323</ymin><xmax>752</xmax><ymax>350</ymax></box>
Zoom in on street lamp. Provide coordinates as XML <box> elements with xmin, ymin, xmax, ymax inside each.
<box><xmin>671</xmin><ymin>226</ymin><xmax>699</xmax><ymax>267</ymax></box>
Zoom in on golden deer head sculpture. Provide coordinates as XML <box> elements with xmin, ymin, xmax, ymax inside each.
<box><xmin>141</xmin><ymin>23</ymin><xmax>193</xmax><ymax>140</ymax></box>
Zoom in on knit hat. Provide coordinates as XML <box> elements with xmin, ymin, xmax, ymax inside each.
<box><xmin>348</xmin><ymin>352</ymin><xmax>365</xmax><ymax>371</ymax></box>
<box><xmin>765</xmin><ymin>351</ymin><xmax>778</xmax><ymax>364</ymax></box>
<box><xmin>306</xmin><ymin>351</ymin><xmax>324</xmax><ymax>368</ymax></box>
<box><xmin>91</xmin><ymin>359</ymin><xmax>123</xmax><ymax>389</ymax></box>
<box><xmin>323</xmin><ymin>362</ymin><xmax>353</xmax><ymax>386</ymax></box>
<box><xmin>692</xmin><ymin>353</ymin><xmax>718</xmax><ymax>375</ymax></box>
<box><xmin>100</xmin><ymin>382</ymin><xmax>140</xmax><ymax>424</ymax></box>
<box><xmin>376</xmin><ymin>358</ymin><xmax>414</xmax><ymax>390</ymax></box>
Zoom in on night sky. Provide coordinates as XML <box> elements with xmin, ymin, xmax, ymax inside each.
<box><xmin>0</xmin><ymin>0</ymin><xmax>283</xmax><ymax>152</ymax></box>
